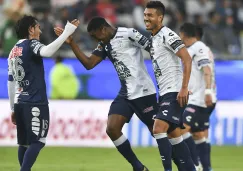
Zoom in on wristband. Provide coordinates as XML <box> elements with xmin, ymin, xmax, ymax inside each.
<box><xmin>205</xmin><ymin>89</ymin><xmax>212</xmax><ymax>95</ymax></box>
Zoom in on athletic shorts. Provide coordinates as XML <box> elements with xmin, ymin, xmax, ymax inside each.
<box><xmin>156</xmin><ymin>92</ymin><xmax>184</xmax><ymax>132</ymax></box>
<box><xmin>14</xmin><ymin>103</ymin><xmax>49</xmax><ymax>145</ymax></box>
<box><xmin>183</xmin><ymin>104</ymin><xmax>207</xmax><ymax>132</ymax></box>
<box><xmin>203</xmin><ymin>103</ymin><xmax>216</xmax><ymax>129</ymax></box>
<box><xmin>108</xmin><ymin>94</ymin><xmax>158</xmax><ymax>128</ymax></box>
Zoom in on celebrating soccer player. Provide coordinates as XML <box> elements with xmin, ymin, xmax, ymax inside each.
<box><xmin>196</xmin><ymin>25</ymin><xmax>217</xmax><ymax>171</ymax></box>
<box><xmin>8</xmin><ymin>15</ymin><xmax>79</xmax><ymax>171</ymax></box>
<box><xmin>179</xmin><ymin>23</ymin><xmax>214</xmax><ymax>171</ymax></box>
<box><xmin>54</xmin><ymin>17</ymin><xmax>157</xmax><ymax>171</ymax></box>
<box><xmin>144</xmin><ymin>1</ymin><xmax>196</xmax><ymax>171</ymax></box>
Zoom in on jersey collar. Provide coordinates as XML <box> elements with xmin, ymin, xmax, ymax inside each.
<box><xmin>151</xmin><ymin>26</ymin><xmax>164</xmax><ymax>37</ymax></box>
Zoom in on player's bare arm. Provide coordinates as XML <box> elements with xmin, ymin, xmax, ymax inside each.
<box><xmin>69</xmin><ymin>41</ymin><xmax>103</xmax><ymax>70</ymax></box>
<box><xmin>203</xmin><ymin>66</ymin><xmax>213</xmax><ymax>106</ymax></box>
<box><xmin>54</xmin><ymin>27</ymin><xmax>102</xmax><ymax>70</ymax></box>
<box><xmin>176</xmin><ymin>47</ymin><xmax>192</xmax><ymax>107</ymax></box>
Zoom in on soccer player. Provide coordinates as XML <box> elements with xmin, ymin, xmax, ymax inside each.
<box><xmin>179</xmin><ymin>23</ymin><xmax>213</xmax><ymax>171</ymax></box>
<box><xmin>8</xmin><ymin>15</ymin><xmax>79</xmax><ymax>171</ymax></box>
<box><xmin>144</xmin><ymin>1</ymin><xmax>196</xmax><ymax>171</ymax></box>
<box><xmin>196</xmin><ymin>25</ymin><xmax>217</xmax><ymax>171</ymax></box>
<box><xmin>54</xmin><ymin>17</ymin><xmax>157</xmax><ymax>171</ymax></box>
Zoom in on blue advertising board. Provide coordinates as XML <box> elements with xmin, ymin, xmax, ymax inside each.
<box><xmin>0</xmin><ymin>57</ymin><xmax>242</xmax><ymax>100</ymax></box>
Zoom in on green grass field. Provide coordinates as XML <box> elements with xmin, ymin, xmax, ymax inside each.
<box><xmin>0</xmin><ymin>146</ymin><xmax>242</xmax><ymax>171</ymax></box>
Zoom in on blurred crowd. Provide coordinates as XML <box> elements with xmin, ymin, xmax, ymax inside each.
<box><xmin>1</xmin><ymin>0</ymin><xmax>243</xmax><ymax>59</ymax></box>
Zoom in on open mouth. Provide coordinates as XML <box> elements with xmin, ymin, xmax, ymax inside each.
<box><xmin>145</xmin><ymin>21</ymin><xmax>151</xmax><ymax>28</ymax></box>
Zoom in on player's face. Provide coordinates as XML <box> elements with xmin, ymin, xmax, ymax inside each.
<box><xmin>89</xmin><ymin>27</ymin><xmax>109</xmax><ymax>43</ymax></box>
<box><xmin>144</xmin><ymin>8</ymin><xmax>163</xmax><ymax>31</ymax></box>
<box><xmin>29</xmin><ymin>23</ymin><xmax>42</xmax><ymax>40</ymax></box>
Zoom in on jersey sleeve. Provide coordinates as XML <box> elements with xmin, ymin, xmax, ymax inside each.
<box><xmin>29</xmin><ymin>39</ymin><xmax>45</xmax><ymax>56</ymax></box>
<box><xmin>7</xmin><ymin>58</ymin><xmax>14</xmax><ymax>81</ymax></box>
<box><xmin>92</xmin><ymin>42</ymin><xmax>107</xmax><ymax>60</ymax></box>
<box><xmin>127</xmin><ymin>28</ymin><xmax>150</xmax><ymax>51</ymax></box>
<box><xmin>165</xmin><ymin>30</ymin><xmax>185</xmax><ymax>54</ymax></box>
<box><xmin>193</xmin><ymin>45</ymin><xmax>210</xmax><ymax>70</ymax></box>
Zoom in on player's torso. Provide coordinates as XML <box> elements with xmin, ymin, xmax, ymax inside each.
<box><xmin>9</xmin><ymin>39</ymin><xmax>48</xmax><ymax>104</ymax></box>
<box><xmin>104</xmin><ymin>27</ymin><xmax>156</xmax><ymax>99</ymax></box>
<box><xmin>150</xmin><ymin>27</ymin><xmax>183</xmax><ymax>97</ymax></box>
<box><xmin>188</xmin><ymin>41</ymin><xmax>208</xmax><ymax>107</ymax></box>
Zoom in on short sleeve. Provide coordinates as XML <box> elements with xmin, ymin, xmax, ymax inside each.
<box><xmin>193</xmin><ymin>46</ymin><xmax>210</xmax><ymax>70</ymax></box>
<box><xmin>29</xmin><ymin>39</ymin><xmax>45</xmax><ymax>56</ymax></box>
<box><xmin>165</xmin><ymin>31</ymin><xmax>185</xmax><ymax>54</ymax></box>
<box><xmin>127</xmin><ymin>28</ymin><xmax>150</xmax><ymax>51</ymax></box>
<box><xmin>92</xmin><ymin>42</ymin><xmax>107</xmax><ymax>60</ymax></box>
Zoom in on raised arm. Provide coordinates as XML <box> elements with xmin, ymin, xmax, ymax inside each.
<box><xmin>54</xmin><ymin>27</ymin><xmax>105</xmax><ymax>70</ymax></box>
<box><xmin>30</xmin><ymin>20</ymin><xmax>79</xmax><ymax>57</ymax></box>
<box><xmin>69</xmin><ymin>41</ymin><xmax>103</xmax><ymax>70</ymax></box>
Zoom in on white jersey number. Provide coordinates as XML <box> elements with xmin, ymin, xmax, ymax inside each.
<box><xmin>12</xmin><ymin>57</ymin><xmax>25</xmax><ymax>81</ymax></box>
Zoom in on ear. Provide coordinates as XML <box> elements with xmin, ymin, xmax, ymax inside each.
<box><xmin>28</xmin><ymin>26</ymin><xmax>34</xmax><ymax>36</ymax></box>
<box><xmin>159</xmin><ymin>15</ymin><xmax>163</xmax><ymax>23</ymax></box>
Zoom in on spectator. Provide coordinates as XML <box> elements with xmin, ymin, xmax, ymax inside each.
<box><xmin>224</xmin><ymin>15</ymin><xmax>241</xmax><ymax>55</ymax></box>
<box><xmin>96</xmin><ymin>0</ymin><xmax>117</xmax><ymax>25</ymax></box>
<box><xmin>203</xmin><ymin>11</ymin><xmax>228</xmax><ymax>54</ymax></box>
<box><xmin>0</xmin><ymin>10</ymin><xmax>21</xmax><ymax>56</ymax></box>
<box><xmin>50</xmin><ymin>56</ymin><xmax>80</xmax><ymax>99</ymax></box>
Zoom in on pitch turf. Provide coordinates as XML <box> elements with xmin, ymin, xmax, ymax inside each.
<box><xmin>0</xmin><ymin>146</ymin><xmax>242</xmax><ymax>171</ymax></box>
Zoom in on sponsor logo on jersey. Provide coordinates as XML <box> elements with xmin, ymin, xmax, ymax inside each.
<box><xmin>9</xmin><ymin>46</ymin><xmax>23</xmax><ymax>58</ymax></box>
<box><xmin>115</xmin><ymin>36</ymin><xmax>123</xmax><ymax>39</ymax></box>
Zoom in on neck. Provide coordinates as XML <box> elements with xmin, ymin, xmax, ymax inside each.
<box><xmin>185</xmin><ymin>37</ymin><xmax>198</xmax><ymax>47</ymax></box>
<box><xmin>106</xmin><ymin>26</ymin><xmax>117</xmax><ymax>42</ymax></box>
<box><xmin>152</xmin><ymin>24</ymin><xmax>163</xmax><ymax>36</ymax></box>
<box><xmin>28</xmin><ymin>35</ymin><xmax>39</xmax><ymax>40</ymax></box>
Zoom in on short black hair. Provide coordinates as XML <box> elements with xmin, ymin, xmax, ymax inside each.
<box><xmin>146</xmin><ymin>1</ymin><xmax>165</xmax><ymax>15</ymax></box>
<box><xmin>196</xmin><ymin>25</ymin><xmax>204</xmax><ymax>39</ymax></box>
<box><xmin>87</xmin><ymin>17</ymin><xmax>110</xmax><ymax>32</ymax></box>
<box><xmin>180</xmin><ymin>22</ymin><xmax>197</xmax><ymax>38</ymax></box>
<box><xmin>15</xmin><ymin>15</ymin><xmax>38</xmax><ymax>39</ymax></box>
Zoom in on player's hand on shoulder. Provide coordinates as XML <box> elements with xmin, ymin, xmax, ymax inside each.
<box><xmin>177</xmin><ymin>87</ymin><xmax>189</xmax><ymax>107</ymax></box>
<box><xmin>205</xmin><ymin>94</ymin><xmax>213</xmax><ymax>107</ymax></box>
<box><xmin>11</xmin><ymin>112</ymin><xmax>16</xmax><ymax>125</ymax></box>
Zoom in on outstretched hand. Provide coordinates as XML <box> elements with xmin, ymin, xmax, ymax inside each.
<box><xmin>53</xmin><ymin>19</ymin><xmax>80</xmax><ymax>44</ymax></box>
<box><xmin>70</xmin><ymin>19</ymin><xmax>80</xmax><ymax>27</ymax></box>
<box><xmin>54</xmin><ymin>27</ymin><xmax>73</xmax><ymax>44</ymax></box>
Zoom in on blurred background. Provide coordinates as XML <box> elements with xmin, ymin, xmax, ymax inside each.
<box><xmin>0</xmin><ymin>0</ymin><xmax>243</xmax><ymax>170</ymax></box>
